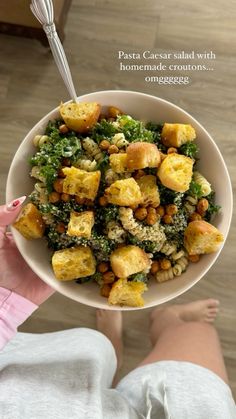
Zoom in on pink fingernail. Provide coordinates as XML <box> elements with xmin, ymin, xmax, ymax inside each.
<box><xmin>7</xmin><ymin>196</ymin><xmax>26</xmax><ymax>211</ymax></box>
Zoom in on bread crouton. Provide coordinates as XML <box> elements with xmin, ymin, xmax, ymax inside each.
<box><xmin>13</xmin><ymin>203</ymin><xmax>45</xmax><ymax>239</ymax></box>
<box><xmin>157</xmin><ymin>153</ymin><xmax>193</xmax><ymax>193</ymax></box>
<box><xmin>105</xmin><ymin>178</ymin><xmax>142</xmax><ymax>206</ymax></box>
<box><xmin>110</xmin><ymin>245</ymin><xmax>149</xmax><ymax>277</ymax></box>
<box><xmin>67</xmin><ymin>211</ymin><xmax>94</xmax><ymax>238</ymax></box>
<box><xmin>184</xmin><ymin>220</ymin><xmax>224</xmax><ymax>255</ymax></box>
<box><xmin>62</xmin><ymin>166</ymin><xmax>101</xmax><ymax>200</ymax></box>
<box><xmin>52</xmin><ymin>246</ymin><xmax>96</xmax><ymax>281</ymax></box>
<box><xmin>60</xmin><ymin>102</ymin><xmax>101</xmax><ymax>133</ymax></box>
<box><xmin>126</xmin><ymin>142</ymin><xmax>161</xmax><ymax>170</ymax></box>
<box><xmin>109</xmin><ymin>153</ymin><xmax>128</xmax><ymax>173</ymax></box>
<box><xmin>108</xmin><ymin>278</ymin><xmax>147</xmax><ymax>307</ymax></box>
<box><xmin>161</xmin><ymin>123</ymin><xmax>196</xmax><ymax>148</ymax></box>
<box><xmin>136</xmin><ymin>175</ymin><xmax>160</xmax><ymax>207</ymax></box>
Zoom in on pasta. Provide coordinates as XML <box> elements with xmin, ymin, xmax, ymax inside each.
<box><xmin>104</xmin><ymin>168</ymin><xmax>131</xmax><ymax>185</ymax></box>
<box><xmin>33</xmin><ymin>182</ymin><xmax>48</xmax><ymax>204</ymax></box>
<box><xmin>82</xmin><ymin>137</ymin><xmax>103</xmax><ymax>163</ymax></box>
<box><xmin>106</xmin><ymin>221</ymin><xmax>127</xmax><ymax>243</ymax></box>
<box><xmin>119</xmin><ymin>207</ymin><xmax>166</xmax><ymax>247</ymax></box>
<box><xmin>155</xmin><ymin>255</ymin><xmax>188</xmax><ymax>282</ymax></box>
<box><xmin>160</xmin><ymin>241</ymin><xmax>177</xmax><ymax>256</ymax></box>
<box><xmin>193</xmin><ymin>171</ymin><xmax>212</xmax><ymax>196</ymax></box>
<box><xmin>172</xmin><ymin>255</ymin><xmax>188</xmax><ymax>276</ymax></box>
<box><xmin>33</xmin><ymin>135</ymin><xmax>50</xmax><ymax>147</ymax></box>
<box><xmin>105</xmin><ymin>168</ymin><xmax>119</xmax><ymax>185</ymax></box>
<box><xmin>184</xmin><ymin>195</ymin><xmax>198</xmax><ymax>214</ymax></box>
<box><xmin>156</xmin><ymin>267</ymin><xmax>174</xmax><ymax>283</ymax></box>
<box><xmin>30</xmin><ymin>166</ymin><xmax>46</xmax><ymax>183</ymax></box>
<box><xmin>75</xmin><ymin>158</ymin><xmax>97</xmax><ymax>171</ymax></box>
<box><xmin>111</xmin><ymin>133</ymin><xmax>129</xmax><ymax>148</ymax></box>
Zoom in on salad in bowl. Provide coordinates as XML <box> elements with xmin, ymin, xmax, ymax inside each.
<box><xmin>7</xmin><ymin>91</ymin><xmax>232</xmax><ymax>309</ymax></box>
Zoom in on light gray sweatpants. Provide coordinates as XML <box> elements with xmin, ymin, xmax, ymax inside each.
<box><xmin>0</xmin><ymin>328</ymin><xmax>235</xmax><ymax>419</ymax></box>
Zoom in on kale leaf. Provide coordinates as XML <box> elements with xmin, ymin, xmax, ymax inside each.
<box><xmin>188</xmin><ymin>180</ymin><xmax>203</xmax><ymax>198</ymax></box>
<box><xmin>158</xmin><ymin>183</ymin><xmax>184</xmax><ymax>207</ymax></box>
<box><xmin>90</xmin><ymin>119</ymin><xmax>117</xmax><ymax>143</ymax></box>
<box><xmin>118</xmin><ymin>115</ymin><xmax>155</xmax><ymax>142</ymax></box>
<box><xmin>179</xmin><ymin>142</ymin><xmax>199</xmax><ymax>159</ymax></box>
<box><xmin>204</xmin><ymin>192</ymin><xmax>221</xmax><ymax>221</ymax></box>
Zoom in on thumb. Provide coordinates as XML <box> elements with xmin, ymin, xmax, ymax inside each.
<box><xmin>0</xmin><ymin>197</ymin><xmax>26</xmax><ymax>247</ymax></box>
<box><xmin>0</xmin><ymin>197</ymin><xmax>26</xmax><ymax>227</ymax></box>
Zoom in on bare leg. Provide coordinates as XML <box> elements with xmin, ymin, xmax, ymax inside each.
<box><xmin>96</xmin><ymin>309</ymin><xmax>123</xmax><ymax>371</ymax></box>
<box><xmin>138</xmin><ymin>299</ymin><xmax>229</xmax><ymax>384</ymax></box>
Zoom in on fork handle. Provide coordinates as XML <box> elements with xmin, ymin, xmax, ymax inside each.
<box><xmin>30</xmin><ymin>0</ymin><xmax>78</xmax><ymax>102</ymax></box>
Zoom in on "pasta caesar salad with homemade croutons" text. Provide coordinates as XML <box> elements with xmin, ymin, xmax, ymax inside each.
<box><xmin>13</xmin><ymin>102</ymin><xmax>224</xmax><ymax>307</ymax></box>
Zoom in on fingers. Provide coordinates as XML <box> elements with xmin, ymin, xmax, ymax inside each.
<box><xmin>0</xmin><ymin>196</ymin><xmax>26</xmax><ymax>227</ymax></box>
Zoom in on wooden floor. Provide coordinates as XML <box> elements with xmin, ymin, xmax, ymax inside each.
<box><xmin>0</xmin><ymin>0</ymin><xmax>236</xmax><ymax>398</ymax></box>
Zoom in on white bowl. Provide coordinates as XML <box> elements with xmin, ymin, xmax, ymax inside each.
<box><xmin>6</xmin><ymin>90</ymin><xmax>233</xmax><ymax>310</ymax></box>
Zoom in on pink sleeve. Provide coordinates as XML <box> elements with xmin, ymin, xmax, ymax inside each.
<box><xmin>0</xmin><ymin>287</ymin><xmax>38</xmax><ymax>350</ymax></box>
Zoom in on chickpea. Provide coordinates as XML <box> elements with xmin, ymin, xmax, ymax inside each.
<box><xmin>59</xmin><ymin>124</ymin><xmax>69</xmax><ymax>134</ymax></box>
<box><xmin>53</xmin><ymin>178</ymin><xmax>64</xmax><ymax>193</ymax></box>
<box><xmin>84</xmin><ymin>199</ymin><xmax>94</xmax><ymax>206</ymax></box>
<box><xmin>162</xmin><ymin>214</ymin><xmax>173</xmax><ymax>224</ymax></box>
<box><xmin>160</xmin><ymin>259</ymin><xmax>171</xmax><ymax>270</ymax></box>
<box><xmin>62</xmin><ymin>158</ymin><xmax>71</xmax><ymax>166</ymax></box>
<box><xmin>197</xmin><ymin>198</ymin><xmax>209</xmax><ymax>216</ymax></box>
<box><xmin>61</xmin><ymin>193</ymin><xmax>70</xmax><ymax>202</ymax></box>
<box><xmin>108</xmin><ymin>106</ymin><xmax>123</xmax><ymax>118</ymax></box>
<box><xmin>99</xmin><ymin>139</ymin><xmax>110</xmax><ymax>150</ymax></box>
<box><xmin>108</xmin><ymin>144</ymin><xmax>119</xmax><ymax>154</ymax></box>
<box><xmin>151</xmin><ymin>201</ymin><xmax>159</xmax><ymax>208</ymax></box>
<box><xmin>99</xmin><ymin>196</ymin><xmax>108</xmax><ymax>206</ymax></box>
<box><xmin>100</xmin><ymin>284</ymin><xmax>112</xmax><ymax>298</ymax></box>
<box><xmin>166</xmin><ymin>204</ymin><xmax>178</xmax><ymax>216</ymax></box>
<box><xmin>134</xmin><ymin>207</ymin><xmax>148</xmax><ymax>221</ymax></box>
<box><xmin>156</xmin><ymin>205</ymin><xmax>165</xmax><ymax>217</ymax></box>
<box><xmin>167</xmin><ymin>147</ymin><xmax>178</xmax><ymax>154</ymax></box>
<box><xmin>49</xmin><ymin>191</ymin><xmax>60</xmax><ymax>203</ymax></box>
<box><xmin>188</xmin><ymin>254</ymin><xmax>200</xmax><ymax>263</ymax></box>
<box><xmin>150</xmin><ymin>261</ymin><xmax>160</xmax><ymax>275</ymax></box>
<box><xmin>58</xmin><ymin>168</ymin><xmax>66</xmax><ymax>178</ymax></box>
<box><xmin>130</xmin><ymin>204</ymin><xmax>138</xmax><ymax>211</ymax></box>
<box><xmin>56</xmin><ymin>222</ymin><xmax>66</xmax><ymax>233</ymax></box>
<box><xmin>134</xmin><ymin>169</ymin><xmax>146</xmax><ymax>180</ymax></box>
<box><xmin>103</xmin><ymin>271</ymin><xmax>115</xmax><ymax>284</ymax></box>
<box><xmin>75</xmin><ymin>196</ymin><xmax>86</xmax><ymax>204</ymax></box>
<box><xmin>147</xmin><ymin>206</ymin><xmax>157</xmax><ymax>215</ymax></box>
<box><xmin>97</xmin><ymin>262</ymin><xmax>109</xmax><ymax>273</ymax></box>
<box><xmin>146</xmin><ymin>212</ymin><xmax>158</xmax><ymax>225</ymax></box>
<box><xmin>189</xmin><ymin>212</ymin><xmax>202</xmax><ymax>222</ymax></box>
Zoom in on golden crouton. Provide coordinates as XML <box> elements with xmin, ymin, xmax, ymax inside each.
<box><xmin>108</xmin><ymin>278</ymin><xmax>147</xmax><ymax>307</ymax></box>
<box><xmin>136</xmin><ymin>175</ymin><xmax>160</xmax><ymax>207</ymax></box>
<box><xmin>13</xmin><ymin>203</ymin><xmax>45</xmax><ymax>239</ymax></box>
<box><xmin>109</xmin><ymin>153</ymin><xmax>128</xmax><ymax>173</ymax></box>
<box><xmin>62</xmin><ymin>166</ymin><xmax>101</xmax><ymax>200</ymax></box>
<box><xmin>126</xmin><ymin>142</ymin><xmax>161</xmax><ymax>170</ymax></box>
<box><xmin>110</xmin><ymin>245</ymin><xmax>149</xmax><ymax>277</ymax></box>
<box><xmin>184</xmin><ymin>220</ymin><xmax>224</xmax><ymax>255</ymax></box>
<box><xmin>67</xmin><ymin>211</ymin><xmax>94</xmax><ymax>238</ymax></box>
<box><xmin>105</xmin><ymin>178</ymin><xmax>142</xmax><ymax>206</ymax></box>
<box><xmin>60</xmin><ymin>102</ymin><xmax>101</xmax><ymax>133</ymax></box>
<box><xmin>161</xmin><ymin>123</ymin><xmax>196</xmax><ymax>148</ymax></box>
<box><xmin>52</xmin><ymin>246</ymin><xmax>96</xmax><ymax>281</ymax></box>
<box><xmin>157</xmin><ymin>153</ymin><xmax>193</xmax><ymax>193</ymax></box>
